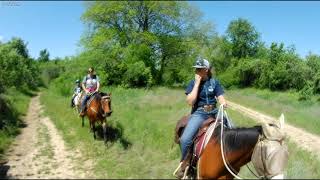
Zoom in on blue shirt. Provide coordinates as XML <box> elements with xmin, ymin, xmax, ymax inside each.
<box><xmin>185</xmin><ymin>78</ymin><xmax>224</xmax><ymax>108</ymax></box>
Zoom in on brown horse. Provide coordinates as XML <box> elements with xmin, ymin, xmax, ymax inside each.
<box><xmin>175</xmin><ymin>113</ymin><xmax>288</xmax><ymax>179</ymax></box>
<box><xmin>197</xmin><ymin>124</ymin><xmax>262</xmax><ymax>179</ymax></box>
<box><xmin>82</xmin><ymin>92</ymin><xmax>112</xmax><ymax>143</ymax></box>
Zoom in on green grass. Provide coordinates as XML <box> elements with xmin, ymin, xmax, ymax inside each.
<box><xmin>226</xmin><ymin>87</ymin><xmax>320</xmax><ymax>136</ymax></box>
<box><xmin>40</xmin><ymin>86</ymin><xmax>320</xmax><ymax>178</ymax></box>
<box><xmin>0</xmin><ymin>87</ymin><xmax>36</xmax><ymax>161</ymax></box>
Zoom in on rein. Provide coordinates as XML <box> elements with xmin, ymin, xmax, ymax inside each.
<box><xmin>219</xmin><ymin>105</ymin><xmax>262</xmax><ymax>179</ymax></box>
<box><xmin>197</xmin><ymin>105</ymin><xmax>260</xmax><ymax>179</ymax></box>
<box><xmin>218</xmin><ymin>105</ymin><xmax>244</xmax><ymax>179</ymax></box>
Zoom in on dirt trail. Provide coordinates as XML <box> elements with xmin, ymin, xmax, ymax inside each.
<box><xmin>228</xmin><ymin>101</ymin><xmax>320</xmax><ymax>159</ymax></box>
<box><xmin>1</xmin><ymin>94</ymin><xmax>91</xmax><ymax>179</ymax></box>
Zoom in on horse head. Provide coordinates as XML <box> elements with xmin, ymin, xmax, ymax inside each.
<box><xmin>100</xmin><ymin>92</ymin><xmax>112</xmax><ymax>118</ymax></box>
<box><xmin>251</xmin><ymin>114</ymin><xmax>288</xmax><ymax>179</ymax></box>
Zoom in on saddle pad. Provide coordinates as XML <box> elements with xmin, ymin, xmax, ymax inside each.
<box><xmin>195</xmin><ymin>132</ymin><xmax>206</xmax><ymax>157</ymax></box>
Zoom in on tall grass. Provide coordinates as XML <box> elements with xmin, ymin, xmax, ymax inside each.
<box><xmin>40</xmin><ymin>86</ymin><xmax>320</xmax><ymax>178</ymax></box>
<box><xmin>226</xmin><ymin>88</ymin><xmax>320</xmax><ymax>136</ymax></box>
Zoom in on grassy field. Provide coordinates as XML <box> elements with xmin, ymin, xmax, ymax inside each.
<box><xmin>226</xmin><ymin>88</ymin><xmax>320</xmax><ymax>136</ymax></box>
<box><xmin>40</xmin><ymin>86</ymin><xmax>320</xmax><ymax>178</ymax></box>
<box><xmin>0</xmin><ymin>88</ymin><xmax>36</xmax><ymax>161</ymax></box>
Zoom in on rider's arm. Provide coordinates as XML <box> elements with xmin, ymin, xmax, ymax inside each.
<box><xmin>217</xmin><ymin>95</ymin><xmax>227</xmax><ymax>108</ymax></box>
<box><xmin>95</xmin><ymin>76</ymin><xmax>100</xmax><ymax>92</ymax></box>
<box><xmin>215</xmin><ymin>80</ymin><xmax>227</xmax><ymax>108</ymax></box>
<box><xmin>186</xmin><ymin>75</ymin><xmax>201</xmax><ymax>106</ymax></box>
<box><xmin>96</xmin><ymin>81</ymin><xmax>100</xmax><ymax>92</ymax></box>
<box><xmin>82</xmin><ymin>83</ymin><xmax>87</xmax><ymax>93</ymax></box>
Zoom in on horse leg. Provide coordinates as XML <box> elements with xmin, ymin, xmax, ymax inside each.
<box><xmin>92</xmin><ymin>122</ymin><xmax>96</xmax><ymax>140</ymax></box>
<box><xmin>89</xmin><ymin>121</ymin><xmax>93</xmax><ymax>132</ymax></box>
<box><xmin>102</xmin><ymin>121</ymin><xmax>107</xmax><ymax>144</ymax></box>
<box><xmin>82</xmin><ymin>117</ymin><xmax>84</xmax><ymax>127</ymax></box>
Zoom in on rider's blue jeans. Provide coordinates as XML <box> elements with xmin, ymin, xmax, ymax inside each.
<box><xmin>180</xmin><ymin>108</ymin><xmax>219</xmax><ymax>161</ymax></box>
<box><xmin>80</xmin><ymin>94</ymin><xmax>90</xmax><ymax>112</ymax></box>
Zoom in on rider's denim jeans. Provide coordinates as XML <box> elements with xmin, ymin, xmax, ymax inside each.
<box><xmin>180</xmin><ymin>108</ymin><xmax>219</xmax><ymax>161</ymax></box>
<box><xmin>80</xmin><ymin>94</ymin><xmax>90</xmax><ymax>112</ymax></box>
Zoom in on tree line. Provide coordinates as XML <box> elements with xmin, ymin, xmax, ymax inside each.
<box><xmin>2</xmin><ymin>1</ymin><xmax>320</xmax><ymax>101</ymax></box>
<box><xmin>70</xmin><ymin>1</ymin><xmax>319</xmax><ymax>101</ymax></box>
<box><xmin>0</xmin><ymin>37</ymin><xmax>53</xmax><ymax>143</ymax></box>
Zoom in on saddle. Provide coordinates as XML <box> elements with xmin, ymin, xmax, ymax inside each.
<box><xmin>175</xmin><ymin>115</ymin><xmax>216</xmax><ymax>147</ymax></box>
<box><xmin>174</xmin><ymin>114</ymin><xmax>216</xmax><ymax>177</ymax></box>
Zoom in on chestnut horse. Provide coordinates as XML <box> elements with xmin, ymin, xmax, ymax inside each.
<box><xmin>82</xmin><ymin>92</ymin><xmax>112</xmax><ymax>143</ymax></box>
<box><xmin>197</xmin><ymin>124</ymin><xmax>262</xmax><ymax>179</ymax></box>
<box><xmin>174</xmin><ymin>107</ymin><xmax>287</xmax><ymax>179</ymax></box>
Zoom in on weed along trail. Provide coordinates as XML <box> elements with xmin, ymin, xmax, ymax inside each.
<box><xmin>2</xmin><ymin>94</ymin><xmax>88</xmax><ymax>179</ymax></box>
<box><xmin>228</xmin><ymin>101</ymin><xmax>320</xmax><ymax>159</ymax></box>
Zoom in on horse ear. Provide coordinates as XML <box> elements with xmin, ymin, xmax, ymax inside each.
<box><xmin>279</xmin><ymin>113</ymin><xmax>285</xmax><ymax>129</ymax></box>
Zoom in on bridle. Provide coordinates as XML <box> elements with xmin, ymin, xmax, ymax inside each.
<box><xmin>101</xmin><ymin>95</ymin><xmax>111</xmax><ymax>116</ymax></box>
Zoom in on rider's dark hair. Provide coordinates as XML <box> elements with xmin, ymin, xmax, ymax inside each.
<box><xmin>88</xmin><ymin>67</ymin><xmax>94</xmax><ymax>72</ymax></box>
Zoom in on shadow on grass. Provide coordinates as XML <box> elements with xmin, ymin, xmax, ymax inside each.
<box><xmin>95</xmin><ymin>121</ymin><xmax>132</xmax><ymax>150</ymax></box>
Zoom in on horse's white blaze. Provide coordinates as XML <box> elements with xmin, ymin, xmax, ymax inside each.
<box><xmin>271</xmin><ymin>174</ymin><xmax>284</xmax><ymax>179</ymax></box>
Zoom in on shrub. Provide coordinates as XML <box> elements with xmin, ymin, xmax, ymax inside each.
<box><xmin>298</xmin><ymin>81</ymin><xmax>313</xmax><ymax>101</ymax></box>
<box><xmin>123</xmin><ymin>61</ymin><xmax>153</xmax><ymax>88</ymax></box>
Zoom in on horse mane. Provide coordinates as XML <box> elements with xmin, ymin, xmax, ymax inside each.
<box><xmin>212</xmin><ymin>125</ymin><xmax>262</xmax><ymax>153</ymax></box>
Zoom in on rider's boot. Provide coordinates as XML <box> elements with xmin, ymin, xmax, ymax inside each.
<box><xmin>173</xmin><ymin>159</ymin><xmax>190</xmax><ymax>179</ymax></box>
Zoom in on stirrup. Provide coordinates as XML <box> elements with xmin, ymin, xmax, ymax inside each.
<box><xmin>173</xmin><ymin>162</ymin><xmax>182</xmax><ymax>177</ymax></box>
<box><xmin>182</xmin><ymin>166</ymin><xmax>190</xmax><ymax>179</ymax></box>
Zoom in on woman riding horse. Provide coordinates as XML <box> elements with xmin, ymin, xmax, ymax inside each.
<box><xmin>175</xmin><ymin>57</ymin><xmax>228</xmax><ymax>178</ymax></box>
<box><xmin>79</xmin><ymin>67</ymin><xmax>100</xmax><ymax>117</ymax></box>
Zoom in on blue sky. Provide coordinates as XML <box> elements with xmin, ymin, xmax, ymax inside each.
<box><xmin>1</xmin><ymin>1</ymin><xmax>320</xmax><ymax>59</ymax></box>
<box><xmin>0</xmin><ymin>1</ymin><xmax>84</xmax><ymax>59</ymax></box>
<box><xmin>191</xmin><ymin>1</ymin><xmax>320</xmax><ymax>58</ymax></box>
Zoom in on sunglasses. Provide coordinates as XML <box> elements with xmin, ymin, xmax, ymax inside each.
<box><xmin>195</xmin><ymin>68</ymin><xmax>204</xmax><ymax>72</ymax></box>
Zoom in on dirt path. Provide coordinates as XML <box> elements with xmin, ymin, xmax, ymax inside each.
<box><xmin>228</xmin><ymin>101</ymin><xmax>320</xmax><ymax>159</ymax></box>
<box><xmin>1</xmin><ymin>94</ymin><xmax>91</xmax><ymax>179</ymax></box>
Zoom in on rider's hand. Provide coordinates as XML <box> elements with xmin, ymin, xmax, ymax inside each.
<box><xmin>195</xmin><ymin>74</ymin><xmax>202</xmax><ymax>84</ymax></box>
<box><xmin>222</xmin><ymin>102</ymin><xmax>228</xmax><ymax>109</ymax></box>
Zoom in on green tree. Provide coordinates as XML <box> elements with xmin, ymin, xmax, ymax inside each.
<box><xmin>38</xmin><ymin>49</ymin><xmax>50</xmax><ymax>62</ymax></box>
<box><xmin>226</xmin><ymin>18</ymin><xmax>260</xmax><ymax>59</ymax></box>
<box><xmin>81</xmin><ymin>1</ymin><xmax>214</xmax><ymax>87</ymax></box>
<box><xmin>7</xmin><ymin>37</ymin><xmax>29</xmax><ymax>59</ymax></box>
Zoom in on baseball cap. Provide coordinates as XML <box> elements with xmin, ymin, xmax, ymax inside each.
<box><xmin>192</xmin><ymin>58</ymin><xmax>210</xmax><ymax>69</ymax></box>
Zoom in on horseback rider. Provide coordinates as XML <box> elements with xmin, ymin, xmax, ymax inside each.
<box><xmin>175</xmin><ymin>57</ymin><xmax>228</xmax><ymax>178</ymax></box>
<box><xmin>79</xmin><ymin>67</ymin><xmax>100</xmax><ymax>117</ymax></box>
<box><xmin>70</xmin><ymin>79</ymin><xmax>82</xmax><ymax>107</ymax></box>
